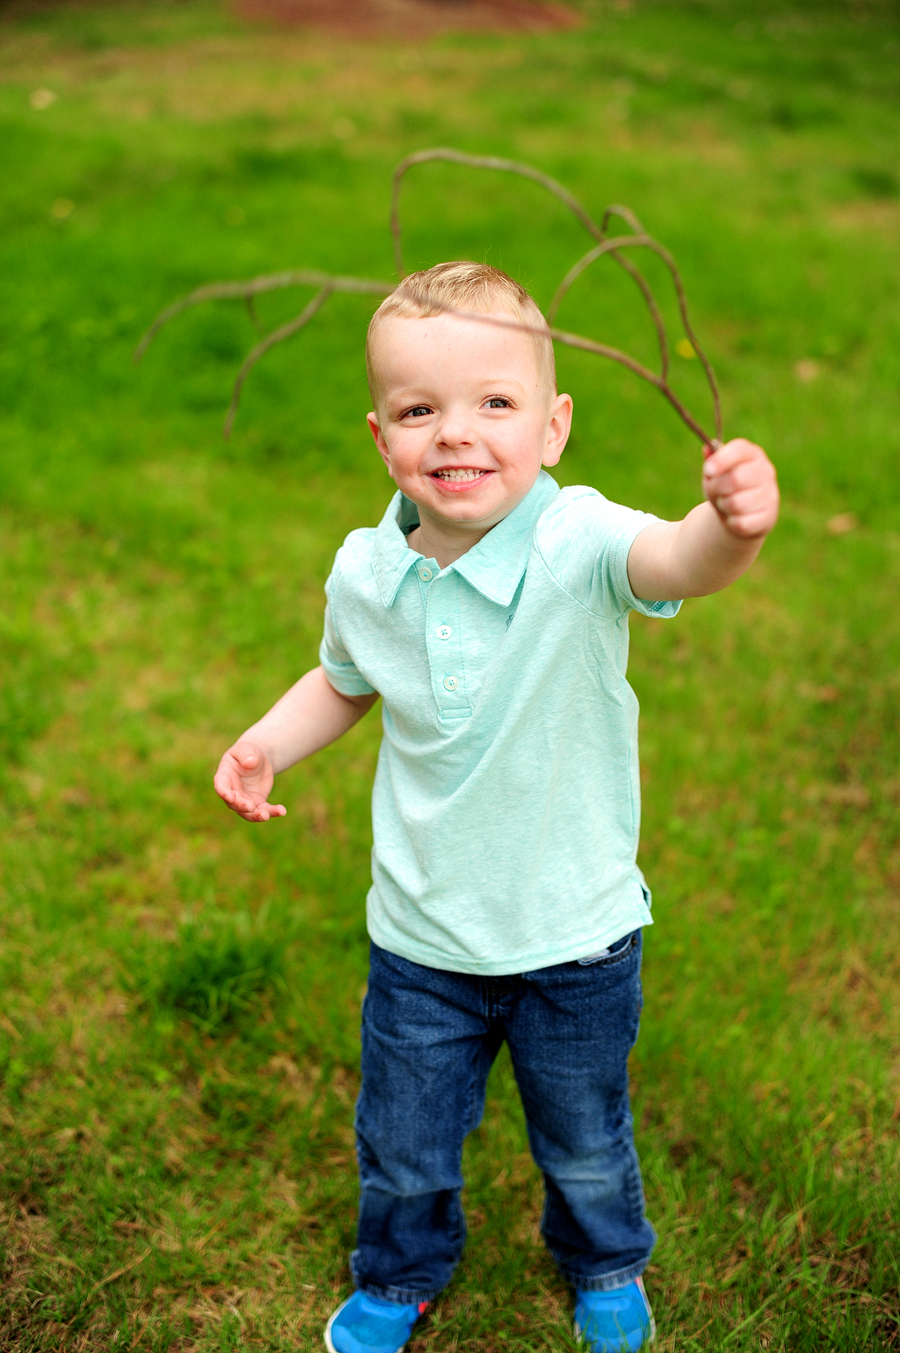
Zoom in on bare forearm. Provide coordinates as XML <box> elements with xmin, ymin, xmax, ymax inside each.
<box><xmin>627</xmin><ymin>438</ymin><xmax>778</xmax><ymax>600</ymax></box>
<box><xmin>241</xmin><ymin>666</ymin><xmax>377</xmax><ymax>773</ymax></box>
<box><xmin>630</xmin><ymin>502</ymin><xmax>765</xmax><ymax>600</ymax></box>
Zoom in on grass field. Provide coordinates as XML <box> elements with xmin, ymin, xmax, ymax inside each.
<box><xmin>1</xmin><ymin>0</ymin><xmax>899</xmax><ymax>1348</ymax></box>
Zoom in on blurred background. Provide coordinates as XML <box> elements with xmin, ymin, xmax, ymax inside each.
<box><xmin>1</xmin><ymin>0</ymin><xmax>898</xmax><ymax>1349</ymax></box>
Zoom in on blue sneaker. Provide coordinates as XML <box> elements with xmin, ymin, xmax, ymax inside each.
<box><xmin>324</xmin><ymin>1291</ymin><xmax>428</xmax><ymax>1353</ymax></box>
<box><xmin>574</xmin><ymin>1277</ymin><xmax>655</xmax><ymax>1352</ymax></box>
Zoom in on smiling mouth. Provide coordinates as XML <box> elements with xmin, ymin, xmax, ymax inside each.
<box><xmin>431</xmin><ymin>468</ymin><xmax>490</xmax><ymax>482</ymax></box>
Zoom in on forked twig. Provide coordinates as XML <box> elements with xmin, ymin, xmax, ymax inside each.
<box><xmin>600</xmin><ymin>203</ymin><xmax>719</xmax><ymax>433</ymax></box>
<box><xmin>403</xmin><ymin>304</ymin><xmax>712</xmax><ymax>445</ymax></box>
<box><xmin>393</xmin><ymin>150</ymin><xmax>720</xmax><ymax>443</ymax></box>
<box><xmin>133</xmin><ymin>269</ymin><xmax>392</xmax><ymax>363</ymax></box>
<box><xmin>136</xmin><ymin>148</ymin><xmax>722</xmax><ymax>444</ymax></box>
<box><xmin>245</xmin><ymin>294</ymin><xmax>264</xmax><ymax>334</ymax></box>
<box><xmin>390</xmin><ymin>148</ymin><xmax>608</xmax><ymax>274</ymax></box>
<box><xmin>224</xmin><ymin>285</ymin><xmax>334</xmax><ymax>437</ymax></box>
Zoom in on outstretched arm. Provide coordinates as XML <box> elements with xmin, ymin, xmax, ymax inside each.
<box><xmin>213</xmin><ymin>666</ymin><xmax>378</xmax><ymax>823</ymax></box>
<box><xmin>626</xmin><ymin>438</ymin><xmax>779</xmax><ymax>601</ymax></box>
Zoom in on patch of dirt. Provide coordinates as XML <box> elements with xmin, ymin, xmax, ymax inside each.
<box><xmin>233</xmin><ymin>0</ymin><xmax>582</xmax><ymax>38</ymax></box>
<box><xmin>826</xmin><ymin>197</ymin><xmax>900</xmax><ymax>236</ymax></box>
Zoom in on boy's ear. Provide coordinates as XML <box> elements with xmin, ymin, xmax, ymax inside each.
<box><xmin>541</xmin><ymin>393</ymin><xmax>573</xmax><ymax>469</ymax></box>
<box><xmin>367</xmin><ymin>412</ymin><xmax>394</xmax><ymax>477</ymax></box>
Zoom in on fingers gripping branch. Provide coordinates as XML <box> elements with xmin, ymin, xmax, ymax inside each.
<box><xmin>135</xmin><ymin>148</ymin><xmax>722</xmax><ymax>445</ymax></box>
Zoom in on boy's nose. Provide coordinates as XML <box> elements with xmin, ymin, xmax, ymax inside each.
<box><xmin>435</xmin><ymin>412</ymin><xmax>475</xmax><ymax>449</ymax></box>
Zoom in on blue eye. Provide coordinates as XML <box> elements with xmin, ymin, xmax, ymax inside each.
<box><xmin>405</xmin><ymin>406</ymin><xmax>431</xmax><ymax>418</ymax></box>
<box><xmin>486</xmin><ymin>397</ymin><xmax>510</xmax><ymax>409</ymax></box>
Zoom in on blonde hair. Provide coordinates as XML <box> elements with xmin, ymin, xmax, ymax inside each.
<box><xmin>366</xmin><ymin>261</ymin><xmax>556</xmax><ymax>406</ymax></box>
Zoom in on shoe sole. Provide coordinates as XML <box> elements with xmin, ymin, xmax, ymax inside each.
<box><xmin>573</xmin><ymin>1326</ymin><xmax>656</xmax><ymax>1353</ymax></box>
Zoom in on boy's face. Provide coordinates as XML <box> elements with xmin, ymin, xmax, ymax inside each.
<box><xmin>367</xmin><ymin>312</ymin><xmax>572</xmax><ymax>540</ymax></box>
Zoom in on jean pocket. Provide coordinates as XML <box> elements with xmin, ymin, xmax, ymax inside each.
<box><xmin>576</xmin><ymin>930</ymin><xmax>639</xmax><ymax>967</ymax></box>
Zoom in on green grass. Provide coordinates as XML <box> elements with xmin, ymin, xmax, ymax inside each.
<box><xmin>1</xmin><ymin>0</ymin><xmax>899</xmax><ymax>1348</ymax></box>
<box><xmin>124</xmin><ymin>911</ymin><xmax>289</xmax><ymax>1035</ymax></box>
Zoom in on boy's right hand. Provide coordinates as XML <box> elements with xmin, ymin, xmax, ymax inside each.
<box><xmin>213</xmin><ymin>741</ymin><xmax>287</xmax><ymax>823</ymax></box>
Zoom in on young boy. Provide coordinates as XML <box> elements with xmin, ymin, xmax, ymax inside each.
<box><xmin>214</xmin><ymin>262</ymin><xmax>779</xmax><ymax>1353</ymax></box>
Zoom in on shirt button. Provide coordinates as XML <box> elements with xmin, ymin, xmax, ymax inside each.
<box><xmin>442</xmin><ymin>675</ymin><xmax>459</xmax><ymax>691</ymax></box>
<box><xmin>418</xmin><ymin>566</ymin><xmax>433</xmax><ymax>582</ymax></box>
<box><xmin>436</xmin><ymin>624</ymin><xmax>452</xmax><ymax>640</ymax></box>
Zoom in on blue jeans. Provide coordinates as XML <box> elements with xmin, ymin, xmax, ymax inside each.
<box><xmin>351</xmin><ymin>934</ymin><xmax>656</xmax><ymax>1303</ymax></box>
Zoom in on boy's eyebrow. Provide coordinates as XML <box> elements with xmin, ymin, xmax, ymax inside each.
<box><xmin>382</xmin><ymin>392</ymin><xmax>432</xmax><ymax>412</ymax></box>
<box><xmin>384</xmin><ymin>377</ymin><xmax>529</xmax><ymax>405</ymax></box>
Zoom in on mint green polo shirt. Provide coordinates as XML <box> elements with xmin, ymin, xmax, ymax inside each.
<box><xmin>319</xmin><ymin>471</ymin><xmax>680</xmax><ymax>976</ymax></box>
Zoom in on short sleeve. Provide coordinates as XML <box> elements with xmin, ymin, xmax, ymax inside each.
<box><xmin>535</xmin><ymin>486</ymin><xmax>682</xmax><ymax>619</ymax></box>
<box><xmin>319</xmin><ymin>568</ymin><xmax>377</xmax><ymax>697</ymax></box>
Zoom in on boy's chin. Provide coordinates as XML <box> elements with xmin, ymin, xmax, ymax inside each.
<box><xmin>427</xmin><ymin>501</ymin><xmax>517</xmax><ymax>531</ymax></box>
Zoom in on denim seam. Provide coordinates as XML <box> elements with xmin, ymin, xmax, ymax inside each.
<box><xmin>349</xmin><ymin>1249</ymin><xmax>443</xmax><ymax>1306</ymax></box>
<box><xmin>561</xmin><ymin>1257</ymin><xmax>650</xmax><ymax>1292</ymax></box>
<box><xmin>355</xmin><ymin>1281</ymin><xmax>441</xmax><ymax>1304</ymax></box>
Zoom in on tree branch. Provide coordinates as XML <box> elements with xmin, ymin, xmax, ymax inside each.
<box><xmin>136</xmin><ymin>148</ymin><xmax>722</xmax><ymax>445</ymax></box>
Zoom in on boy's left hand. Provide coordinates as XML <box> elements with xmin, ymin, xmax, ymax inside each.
<box><xmin>702</xmin><ymin>438</ymin><xmax>779</xmax><ymax>539</ymax></box>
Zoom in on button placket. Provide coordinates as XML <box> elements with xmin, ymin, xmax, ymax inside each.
<box><xmin>424</xmin><ymin>575</ymin><xmax>470</xmax><ymax>719</ymax></box>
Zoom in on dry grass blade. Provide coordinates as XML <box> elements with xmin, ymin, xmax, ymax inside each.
<box><xmin>135</xmin><ymin>148</ymin><xmax>722</xmax><ymax>444</ymax></box>
<box><xmin>194</xmin><ymin>1219</ymin><xmax>227</xmax><ymax>1252</ymax></box>
<box><xmin>88</xmin><ymin>1246</ymin><xmax>152</xmax><ymax>1293</ymax></box>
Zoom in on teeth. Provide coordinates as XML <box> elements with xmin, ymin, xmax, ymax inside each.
<box><xmin>434</xmin><ymin>468</ymin><xmax>484</xmax><ymax>482</ymax></box>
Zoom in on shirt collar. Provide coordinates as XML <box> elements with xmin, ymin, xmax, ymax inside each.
<box><xmin>371</xmin><ymin>472</ymin><xmax>560</xmax><ymax>609</ymax></box>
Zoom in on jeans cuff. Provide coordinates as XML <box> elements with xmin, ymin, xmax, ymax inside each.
<box><xmin>356</xmin><ymin>1281</ymin><xmax>441</xmax><ymax>1305</ymax></box>
<box><xmin>562</xmin><ymin>1258</ymin><xmax>648</xmax><ymax>1293</ymax></box>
